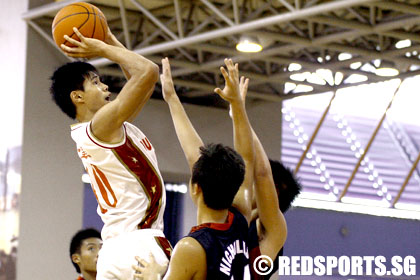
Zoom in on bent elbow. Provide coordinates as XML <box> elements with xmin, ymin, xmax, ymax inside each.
<box><xmin>148</xmin><ymin>62</ymin><xmax>159</xmax><ymax>83</ymax></box>
<box><xmin>143</xmin><ymin>61</ymin><xmax>159</xmax><ymax>84</ymax></box>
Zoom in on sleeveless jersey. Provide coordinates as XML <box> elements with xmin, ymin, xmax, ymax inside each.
<box><xmin>71</xmin><ymin>122</ymin><xmax>165</xmax><ymax>240</ymax></box>
<box><xmin>188</xmin><ymin>207</ymin><xmax>251</xmax><ymax>280</ymax></box>
<box><xmin>248</xmin><ymin>219</ymin><xmax>283</xmax><ymax>280</ymax></box>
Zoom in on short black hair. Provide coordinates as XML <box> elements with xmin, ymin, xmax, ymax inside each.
<box><xmin>50</xmin><ymin>61</ymin><xmax>98</xmax><ymax>119</ymax></box>
<box><xmin>69</xmin><ymin>228</ymin><xmax>101</xmax><ymax>273</ymax></box>
<box><xmin>270</xmin><ymin>160</ymin><xmax>302</xmax><ymax>213</ymax></box>
<box><xmin>192</xmin><ymin>143</ymin><xmax>245</xmax><ymax>210</ymax></box>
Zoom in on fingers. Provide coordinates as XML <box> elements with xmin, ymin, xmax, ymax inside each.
<box><xmin>132</xmin><ymin>264</ymin><xmax>144</xmax><ymax>272</ymax></box>
<box><xmin>63</xmin><ymin>35</ymin><xmax>81</xmax><ymax>47</ymax></box>
<box><xmin>240</xmin><ymin>77</ymin><xmax>249</xmax><ymax>100</ymax></box>
<box><xmin>220</xmin><ymin>67</ymin><xmax>229</xmax><ymax>81</ymax></box>
<box><xmin>161</xmin><ymin>57</ymin><xmax>172</xmax><ymax>78</ymax></box>
<box><xmin>72</xmin><ymin>27</ymin><xmax>85</xmax><ymax>41</ymax></box>
<box><xmin>223</xmin><ymin>58</ymin><xmax>238</xmax><ymax>79</ymax></box>
<box><xmin>214</xmin><ymin>88</ymin><xmax>222</xmax><ymax>95</ymax></box>
<box><xmin>149</xmin><ymin>252</ymin><xmax>156</xmax><ymax>262</ymax></box>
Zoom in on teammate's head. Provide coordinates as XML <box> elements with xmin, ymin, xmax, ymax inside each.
<box><xmin>69</xmin><ymin>228</ymin><xmax>102</xmax><ymax>274</ymax></box>
<box><xmin>50</xmin><ymin>61</ymin><xmax>99</xmax><ymax>119</ymax></box>
<box><xmin>270</xmin><ymin>160</ymin><xmax>302</xmax><ymax>213</ymax></box>
<box><xmin>191</xmin><ymin>143</ymin><xmax>245</xmax><ymax>210</ymax></box>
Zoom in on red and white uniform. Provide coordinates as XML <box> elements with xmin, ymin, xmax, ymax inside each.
<box><xmin>71</xmin><ymin>122</ymin><xmax>170</xmax><ymax>279</ymax></box>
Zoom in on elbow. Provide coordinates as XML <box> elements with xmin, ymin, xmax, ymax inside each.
<box><xmin>254</xmin><ymin>166</ymin><xmax>270</xmax><ymax>179</ymax></box>
<box><xmin>146</xmin><ymin>62</ymin><xmax>159</xmax><ymax>83</ymax></box>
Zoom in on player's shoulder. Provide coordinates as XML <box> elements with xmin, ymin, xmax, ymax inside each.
<box><xmin>70</xmin><ymin>121</ymin><xmax>88</xmax><ymax>131</ymax></box>
<box><xmin>168</xmin><ymin>237</ymin><xmax>206</xmax><ymax>277</ymax></box>
<box><xmin>174</xmin><ymin>237</ymin><xmax>205</xmax><ymax>254</ymax></box>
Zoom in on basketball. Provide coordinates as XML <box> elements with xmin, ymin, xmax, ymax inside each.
<box><xmin>52</xmin><ymin>2</ymin><xmax>108</xmax><ymax>48</ymax></box>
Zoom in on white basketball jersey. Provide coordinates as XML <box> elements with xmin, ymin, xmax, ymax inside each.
<box><xmin>71</xmin><ymin>122</ymin><xmax>165</xmax><ymax>240</ymax></box>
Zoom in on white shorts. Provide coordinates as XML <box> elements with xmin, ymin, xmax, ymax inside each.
<box><xmin>96</xmin><ymin>229</ymin><xmax>171</xmax><ymax>280</ymax></box>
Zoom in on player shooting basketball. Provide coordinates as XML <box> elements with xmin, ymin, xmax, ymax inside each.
<box><xmin>50</xmin><ymin>27</ymin><xmax>171</xmax><ymax>279</ymax></box>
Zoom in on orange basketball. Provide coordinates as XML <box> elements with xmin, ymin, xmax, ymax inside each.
<box><xmin>52</xmin><ymin>2</ymin><xmax>108</xmax><ymax>48</ymax></box>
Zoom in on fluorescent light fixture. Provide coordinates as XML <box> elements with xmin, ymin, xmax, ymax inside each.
<box><xmin>395</xmin><ymin>39</ymin><xmax>411</xmax><ymax>49</ymax></box>
<box><xmin>316</xmin><ymin>69</ymin><xmax>334</xmax><ymax>86</ymax></box>
<box><xmin>290</xmin><ymin>72</ymin><xmax>309</xmax><ymax>81</ymax></box>
<box><xmin>334</xmin><ymin>72</ymin><xmax>344</xmax><ymax>85</ymax></box>
<box><xmin>288</xmin><ymin>63</ymin><xmax>302</xmax><ymax>71</ymax></box>
<box><xmin>350</xmin><ymin>62</ymin><xmax>362</xmax><ymax>69</ymax></box>
<box><xmin>294</xmin><ymin>84</ymin><xmax>314</xmax><ymax>93</ymax></box>
<box><xmin>307</xmin><ymin>72</ymin><xmax>326</xmax><ymax>85</ymax></box>
<box><xmin>375</xmin><ymin>60</ymin><xmax>399</xmax><ymax>77</ymax></box>
<box><xmin>360</xmin><ymin>63</ymin><xmax>376</xmax><ymax>73</ymax></box>
<box><xmin>284</xmin><ymin>82</ymin><xmax>297</xmax><ymax>93</ymax></box>
<box><xmin>345</xmin><ymin>74</ymin><xmax>368</xmax><ymax>83</ymax></box>
<box><xmin>236</xmin><ymin>36</ymin><xmax>262</xmax><ymax>53</ymax></box>
<box><xmin>338</xmin><ymin>52</ymin><xmax>352</xmax><ymax>61</ymax></box>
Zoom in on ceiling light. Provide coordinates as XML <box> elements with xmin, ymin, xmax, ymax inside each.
<box><xmin>338</xmin><ymin>53</ymin><xmax>352</xmax><ymax>61</ymax></box>
<box><xmin>288</xmin><ymin>63</ymin><xmax>302</xmax><ymax>71</ymax></box>
<box><xmin>375</xmin><ymin>60</ymin><xmax>399</xmax><ymax>77</ymax></box>
<box><xmin>350</xmin><ymin>62</ymin><xmax>362</xmax><ymax>69</ymax></box>
<box><xmin>334</xmin><ymin>72</ymin><xmax>344</xmax><ymax>85</ymax></box>
<box><xmin>345</xmin><ymin>74</ymin><xmax>368</xmax><ymax>83</ymax></box>
<box><xmin>236</xmin><ymin>36</ymin><xmax>262</xmax><ymax>53</ymax></box>
<box><xmin>395</xmin><ymin>39</ymin><xmax>411</xmax><ymax>49</ymax></box>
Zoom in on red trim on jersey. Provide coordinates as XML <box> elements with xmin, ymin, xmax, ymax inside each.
<box><xmin>250</xmin><ymin>246</ymin><xmax>264</xmax><ymax>280</ymax></box>
<box><xmin>113</xmin><ymin>135</ymin><xmax>163</xmax><ymax>229</ymax></box>
<box><xmin>71</xmin><ymin>124</ymin><xmax>83</xmax><ymax>131</ymax></box>
<box><xmin>76</xmin><ymin>277</ymin><xmax>85</xmax><ymax>280</ymax></box>
<box><xmin>155</xmin><ymin>236</ymin><xmax>173</xmax><ymax>260</ymax></box>
<box><xmin>189</xmin><ymin>211</ymin><xmax>234</xmax><ymax>233</ymax></box>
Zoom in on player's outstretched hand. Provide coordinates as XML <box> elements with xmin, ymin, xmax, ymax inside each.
<box><xmin>133</xmin><ymin>254</ymin><xmax>167</xmax><ymax>280</ymax></box>
<box><xmin>229</xmin><ymin>76</ymin><xmax>249</xmax><ymax>118</ymax></box>
<box><xmin>214</xmin><ymin>58</ymin><xmax>242</xmax><ymax>104</ymax></box>
<box><xmin>239</xmin><ymin>76</ymin><xmax>249</xmax><ymax>102</ymax></box>
<box><xmin>160</xmin><ymin>57</ymin><xmax>178</xmax><ymax>103</ymax></box>
<box><xmin>61</xmin><ymin>27</ymin><xmax>106</xmax><ymax>58</ymax></box>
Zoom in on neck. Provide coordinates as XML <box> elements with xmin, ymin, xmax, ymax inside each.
<box><xmin>80</xmin><ymin>270</ymin><xmax>96</xmax><ymax>280</ymax></box>
<box><xmin>76</xmin><ymin>106</ymin><xmax>95</xmax><ymax>123</ymax></box>
<box><xmin>196</xmin><ymin>203</ymin><xmax>229</xmax><ymax>225</ymax></box>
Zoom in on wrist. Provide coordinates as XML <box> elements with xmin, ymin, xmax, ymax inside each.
<box><xmin>229</xmin><ymin>98</ymin><xmax>244</xmax><ymax>108</ymax></box>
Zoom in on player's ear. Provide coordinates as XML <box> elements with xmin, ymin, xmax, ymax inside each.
<box><xmin>191</xmin><ymin>183</ymin><xmax>201</xmax><ymax>195</ymax></box>
<box><xmin>70</xmin><ymin>90</ymin><xmax>84</xmax><ymax>103</ymax></box>
<box><xmin>71</xmin><ymin>253</ymin><xmax>81</xmax><ymax>264</ymax></box>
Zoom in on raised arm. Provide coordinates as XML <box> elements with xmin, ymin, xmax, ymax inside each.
<box><xmin>103</xmin><ymin>28</ymin><xmax>149</xmax><ymax>123</ymax></box>
<box><xmin>62</xmin><ymin>27</ymin><xmax>159</xmax><ymax>142</ymax></box>
<box><xmin>237</xmin><ymin>84</ymin><xmax>287</xmax><ymax>260</ymax></box>
<box><xmin>253</xmin><ymin>129</ymin><xmax>287</xmax><ymax>260</ymax></box>
<box><xmin>160</xmin><ymin>58</ymin><xmax>203</xmax><ymax>170</ymax></box>
<box><xmin>214</xmin><ymin>59</ymin><xmax>254</xmax><ymax>223</ymax></box>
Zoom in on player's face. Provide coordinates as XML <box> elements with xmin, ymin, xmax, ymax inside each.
<box><xmin>78</xmin><ymin>237</ymin><xmax>102</xmax><ymax>273</ymax></box>
<box><xmin>82</xmin><ymin>72</ymin><xmax>111</xmax><ymax>111</ymax></box>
